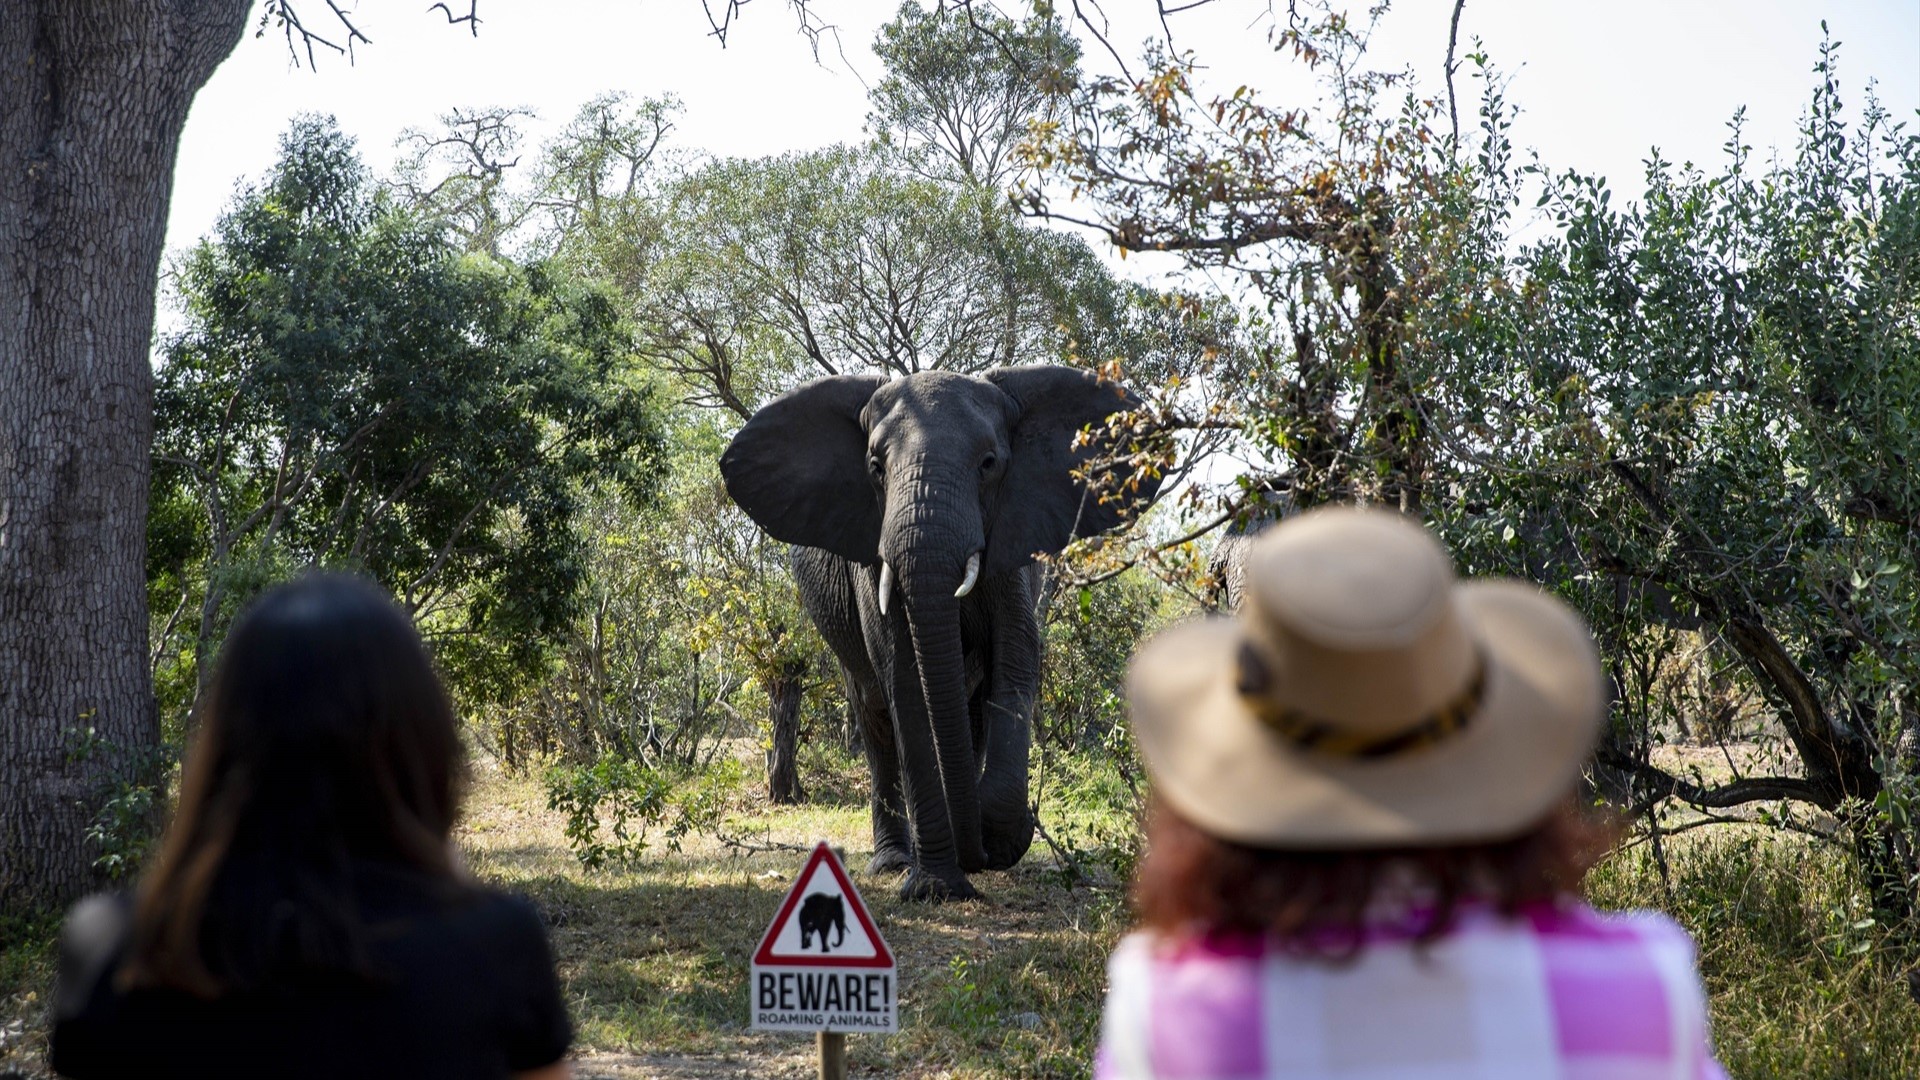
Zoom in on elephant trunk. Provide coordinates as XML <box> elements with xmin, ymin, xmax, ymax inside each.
<box><xmin>898</xmin><ymin>554</ymin><xmax>987</xmax><ymax>876</ymax></box>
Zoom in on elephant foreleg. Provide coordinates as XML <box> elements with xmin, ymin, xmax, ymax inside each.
<box><xmin>978</xmin><ymin>567</ymin><xmax>1039</xmax><ymax>870</ymax></box>
<box><xmin>854</xmin><ymin>683</ymin><xmax>914</xmax><ymax>875</ymax></box>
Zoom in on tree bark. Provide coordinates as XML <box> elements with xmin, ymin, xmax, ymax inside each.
<box><xmin>0</xmin><ymin>0</ymin><xmax>250</xmax><ymax>911</ymax></box>
<box><xmin>766</xmin><ymin>660</ymin><xmax>807</xmax><ymax>804</ymax></box>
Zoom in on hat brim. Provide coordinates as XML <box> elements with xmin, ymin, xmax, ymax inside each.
<box><xmin>1127</xmin><ymin>580</ymin><xmax>1604</xmax><ymax>848</ymax></box>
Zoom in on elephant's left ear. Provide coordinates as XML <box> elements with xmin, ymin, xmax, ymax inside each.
<box><xmin>982</xmin><ymin>366</ymin><xmax>1158</xmax><ymax>577</ymax></box>
<box><xmin>721</xmin><ymin>375</ymin><xmax>887</xmax><ymax>563</ymax></box>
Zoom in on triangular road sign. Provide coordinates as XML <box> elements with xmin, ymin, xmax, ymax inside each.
<box><xmin>752</xmin><ymin>842</ymin><xmax>893</xmax><ymax>968</ymax></box>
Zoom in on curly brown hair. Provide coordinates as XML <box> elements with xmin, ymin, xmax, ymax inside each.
<box><xmin>1132</xmin><ymin>794</ymin><xmax>1618</xmax><ymax>956</ymax></box>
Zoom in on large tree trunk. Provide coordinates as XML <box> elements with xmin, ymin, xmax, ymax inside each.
<box><xmin>765</xmin><ymin>659</ymin><xmax>806</xmax><ymax>805</ymax></box>
<box><xmin>0</xmin><ymin>1</ymin><xmax>249</xmax><ymax>911</ymax></box>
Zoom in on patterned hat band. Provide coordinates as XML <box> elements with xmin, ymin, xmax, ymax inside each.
<box><xmin>1234</xmin><ymin>641</ymin><xmax>1488</xmax><ymax>760</ymax></box>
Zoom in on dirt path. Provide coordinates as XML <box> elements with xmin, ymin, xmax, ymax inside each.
<box><xmin>576</xmin><ymin>1049</ymin><xmax>810</xmax><ymax>1079</ymax></box>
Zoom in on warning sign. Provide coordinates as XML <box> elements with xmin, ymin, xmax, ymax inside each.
<box><xmin>749</xmin><ymin>842</ymin><xmax>897</xmax><ymax>1034</ymax></box>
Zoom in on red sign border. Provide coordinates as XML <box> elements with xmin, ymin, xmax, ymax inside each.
<box><xmin>751</xmin><ymin>841</ymin><xmax>895</xmax><ymax>969</ymax></box>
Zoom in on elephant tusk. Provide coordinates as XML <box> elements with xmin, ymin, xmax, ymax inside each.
<box><xmin>878</xmin><ymin>560</ymin><xmax>894</xmax><ymax>616</ymax></box>
<box><xmin>954</xmin><ymin>552</ymin><xmax>981</xmax><ymax>598</ymax></box>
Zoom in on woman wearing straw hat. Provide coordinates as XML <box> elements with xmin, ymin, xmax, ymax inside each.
<box><xmin>1097</xmin><ymin>507</ymin><xmax>1725</xmax><ymax>1079</ymax></box>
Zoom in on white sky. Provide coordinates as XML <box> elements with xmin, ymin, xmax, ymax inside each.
<box><xmin>168</xmin><ymin>0</ymin><xmax>1919</xmax><ymax>261</ymax></box>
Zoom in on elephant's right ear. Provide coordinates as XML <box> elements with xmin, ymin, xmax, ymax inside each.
<box><xmin>721</xmin><ymin>375</ymin><xmax>887</xmax><ymax>563</ymax></box>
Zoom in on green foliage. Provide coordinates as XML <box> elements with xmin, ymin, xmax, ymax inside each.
<box><xmin>1032</xmin><ymin>4</ymin><xmax>1920</xmax><ymax>925</ymax></box>
<box><xmin>394</xmin><ymin>94</ymin><xmax>684</xmax><ymax>261</ymax></box>
<box><xmin>1038</xmin><ymin>571</ymin><xmax>1163</xmax><ymax>749</ymax></box>
<box><xmin>869</xmin><ymin>0</ymin><xmax>1079</xmax><ymax>188</ymax></box>
<box><xmin>1033</xmin><ymin>722</ymin><xmax>1149</xmax><ymax>889</ymax></box>
<box><xmin>82</xmin><ymin>750</ymin><xmax>173</xmax><ymax>883</ymax></box>
<box><xmin>84</xmin><ymin>781</ymin><xmax>162</xmax><ymax>883</ymax></box>
<box><xmin>632</xmin><ymin>143</ymin><xmax>1137</xmax><ymax>416</ymax></box>
<box><xmin>151</xmin><ymin>114</ymin><xmax>667</xmax><ymax>715</ymax></box>
<box><xmin>63</xmin><ymin>727</ymin><xmax>174</xmax><ymax>882</ymax></box>
<box><xmin>543</xmin><ymin>754</ymin><xmax>746</xmax><ymax>870</ymax></box>
<box><xmin>473</xmin><ymin>415</ymin><xmax>839</xmax><ymax>775</ymax></box>
<box><xmin>1589</xmin><ymin>831</ymin><xmax>1920</xmax><ymax>1078</ymax></box>
<box><xmin>918</xmin><ymin>954</ymin><xmax>997</xmax><ymax>1037</ymax></box>
<box><xmin>1427</xmin><ymin>36</ymin><xmax>1920</xmax><ymax>914</ymax></box>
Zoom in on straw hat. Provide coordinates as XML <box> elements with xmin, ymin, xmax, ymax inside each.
<box><xmin>1127</xmin><ymin>506</ymin><xmax>1605</xmax><ymax>847</ymax></box>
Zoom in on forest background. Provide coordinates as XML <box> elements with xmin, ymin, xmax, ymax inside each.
<box><xmin>5</xmin><ymin>1</ymin><xmax>1920</xmax><ymax>1076</ymax></box>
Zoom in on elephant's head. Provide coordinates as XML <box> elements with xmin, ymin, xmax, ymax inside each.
<box><xmin>722</xmin><ymin>367</ymin><xmax>1151</xmax><ymax>582</ymax></box>
<box><xmin>719</xmin><ymin>367</ymin><xmax>1155</xmax><ymax>888</ymax></box>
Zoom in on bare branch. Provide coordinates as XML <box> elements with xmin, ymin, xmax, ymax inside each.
<box><xmin>428</xmin><ymin>1</ymin><xmax>480</xmax><ymax>37</ymax></box>
<box><xmin>1597</xmin><ymin>746</ymin><xmax>1828</xmax><ymax>813</ymax></box>
<box><xmin>701</xmin><ymin>0</ymin><xmax>835</xmax><ymax>57</ymax></box>
<box><xmin>1443</xmin><ymin>0</ymin><xmax>1466</xmax><ymax>149</ymax></box>
<box><xmin>259</xmin><ymin>0</ymin><xmax>371</xmax><ymax>67</ymax></box>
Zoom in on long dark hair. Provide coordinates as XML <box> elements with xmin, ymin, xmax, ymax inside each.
<box><xmin>124</xmin><ymin>574</ymin><xmax>468</xmax><ymax>995</ymax></box>
<box><xmin>1133</xmin><ymin>794</ymin><xmax>1618</xmax><ymax>957</ymax></box>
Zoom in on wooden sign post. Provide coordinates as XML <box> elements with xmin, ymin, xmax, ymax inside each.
<box><xmin>818</xmin><ymin>1031</ymin><xmax>847</xmax><ymax>1080</ymax></box>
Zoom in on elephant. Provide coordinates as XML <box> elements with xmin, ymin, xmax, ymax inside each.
<box><xmin>1205</xmin><ymin>479</ymin><xmax>1298</xmax><ymax>611</ymax></box>
<box><xmin>798</xmin><ymin>893</ymin><xmax>846</xmax><ymax>953</ymax></box>
<box><xmin>721</xmin><ymin>367</ymin><xmax>1159</xmax><ymax>901</ymax></box>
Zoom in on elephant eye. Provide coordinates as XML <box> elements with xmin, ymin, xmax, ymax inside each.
<box><xmin>979</xmin><ymin>453</ymin><xmax>998</xmax><ymax>477</ymax></box>
<box><xmin>868</xmin><ymin>455</ymin><xmax>884</xmax><ymax>479</ymax></box>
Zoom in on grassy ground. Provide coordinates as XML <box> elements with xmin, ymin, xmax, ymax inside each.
<box><xmin>464</xmin><ymin>753</ymin><xmax>1125</xmax><ymax>1079</ymax></box>
<box><xmin>5</xmin><ymin>747</ymin><xmax>1919</xmax><ymax>1078</ymax></box>
<box><xmin>0</xmin><ymin>909</ymin><xmax>58</xmax><ymax>1073</ymax></box>
<box><xmin>1589</xmin><ymin>827</ymin><xmax>1920</xmax><ymax>1080</ymax></box>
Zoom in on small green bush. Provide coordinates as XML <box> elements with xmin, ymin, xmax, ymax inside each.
<box><xmin>544</xmin><ymin>754</ymin><xmax>746</xmax><ymax>869</ymax></box>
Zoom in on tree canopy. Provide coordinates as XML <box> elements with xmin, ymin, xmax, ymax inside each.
<box><xmin>1026</xmin><ymin>3</ymin><xmax>1920</xmax><ymax>917</ymax></box>
<box><xmin>150</xmin><ymin>115</ymin><xmax>667</xmax><ymax>712</ymax></box>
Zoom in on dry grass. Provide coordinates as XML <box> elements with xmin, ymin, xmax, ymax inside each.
<box><xmin>7</xmin><ymin>749</ymin><xmax>1920</xmax><ymax>1079</ymax></box>
<box><xmin>460</xmin><ymin>760</ymin><xmax>1124</xmax><ymax>1078</ymax></box>
<box><xmin>1590</xmin><ymin>826</ymin><xmax>1920</xmax><ymax>1080</ymax></box>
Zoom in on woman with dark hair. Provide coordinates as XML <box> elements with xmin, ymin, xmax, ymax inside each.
<box><xmin>51</xmin><ymin>574</ymin><xmax>571</xmax><ymax>1080</ymax></box>
<box><xmin>1099</xmin><ymin>507</ymin><xmax>1725</xmax><ymax>1079</ymax></box>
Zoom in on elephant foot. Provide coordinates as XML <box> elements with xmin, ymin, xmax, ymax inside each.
<box><xmin>958</xmin><ymin>842</ymin><xmax>990</xmax><ymax>875</ymax></box>
<box><xmin>867</xmin><ymin>846</ymin><xmax>914</xmax><ymax>875</ymax></box>
<box><xmin>899</xmin><ymin>866</ymin><xmax>979</xmax><ymax>903</ymax></box>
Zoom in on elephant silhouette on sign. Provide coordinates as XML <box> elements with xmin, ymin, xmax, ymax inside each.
<box><xmin>799</xmin><ymin>893</ymin><xmax>846</xmax><ymax>953</ymax></box>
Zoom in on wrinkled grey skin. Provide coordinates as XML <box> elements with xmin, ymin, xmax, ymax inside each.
<box><xmin>1205</xmin><ymin>482</ymin><xmax>1297</xmax><ymax>611</ymax></box>
<box><xmin>721</xmin><ymin>367</ymin><xmax>1158</xmax><ymax>901</ymax></box>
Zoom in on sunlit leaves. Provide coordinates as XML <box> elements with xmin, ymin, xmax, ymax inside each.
<box><xmin>151</xmin><ymin>116</ymin><xmax>668</xmax><ymax>715</ymax></box>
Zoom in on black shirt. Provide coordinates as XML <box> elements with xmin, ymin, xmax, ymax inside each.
<box><xmin>50</xmin><ymin>866</ymin><xmax>571</xmax><ymax>1079</ymax></box>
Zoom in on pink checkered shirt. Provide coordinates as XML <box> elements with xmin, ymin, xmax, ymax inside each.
<box><xmin>1096</xmin><ymin>903</ymin><xmax>1727</xmax><ymax>1080</ymax></box>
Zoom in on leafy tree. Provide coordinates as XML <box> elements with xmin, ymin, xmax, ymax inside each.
<box><xmin>512</xmin><ymin>102</ymin><xmax>1190</xmax><ymax>800</ymax></box>
<box><xmin>492</xmin><ymin>415</ymin><xmax>837</xmax><ymax>808</ymax></box>
<box><xmin>1436</xmin><ymin>42</ymin><xmax>1920</xmax><ymax>917</ymax></box>
<box><xmin>394</xmin><ymin>93</ymin><xmax>685</xmax><ymax>264</ymax></box>
<box><xmin>149</xmin><ymin>116</ymin><xmax>666</xmax><ymax>715</ymax></box>
<box><xmin>393</xmin><ymin>105</ymin><xmax>541</xmax><ymax>257</ymax></box>
<box><xmin>868</xmin><ymin>0</ymin><xmax>1079</xmax><ymax>189</ymax></box>
<box><xmin>0</xmin><ymin>0</ymin><xmax>779</xmax><ymax>908</ymax></box>
<box><xmin>534</xmin><ymin>92</ymin><xmax>684</xmax><ymax>254</ymax></box>
<box><xmin>630</xmin><ymin>144</ymin><xmax>1146</xmax><ymax>418</ymax></box>
<box><xmin>1038</xmin><ymin>572</ymin><xmax>1164</xmax><ymax>751</ymax></box>
<box><xmin>1030</xmin><ymin>3</ymin><xmax>1920</xmax><ymax>922</ymax></box>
